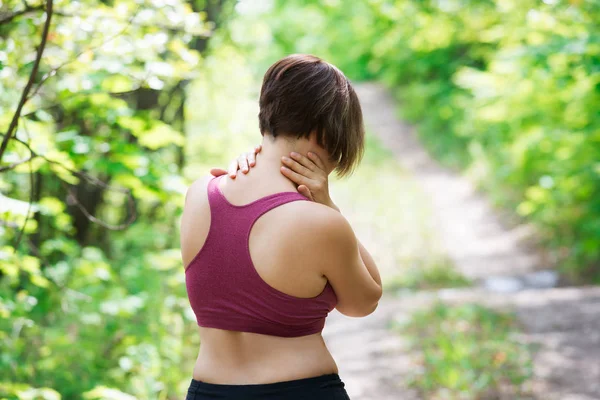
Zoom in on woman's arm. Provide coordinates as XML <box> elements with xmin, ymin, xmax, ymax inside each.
<box><xmin>356</xmin><ymin>238</ymin><xmax>382</xmax><ymax>289</ymax></box>
<box><xmin>216</xmin><ymin>147</ymin><xmax>383</xmax><ymax>316</ymax></box>
<box><xmin>281</xmin><ymin>152</ymin><xmax>382</xmax><ymax>290</ymax></box>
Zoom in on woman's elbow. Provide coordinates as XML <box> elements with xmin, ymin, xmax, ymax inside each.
<box><xmin>362</xmin><ymin>301</ymin><xmax>380</xmax><ymax>316</ymax></box>
<box><xmin>337</xmin><ymin>296</ymin><xmax>381</xmax><ymax>317</ymax></box>
<box><xmin>362</xmin><ymin>286</ymin><xmax>383</xmax><ymax>315</ymax></box>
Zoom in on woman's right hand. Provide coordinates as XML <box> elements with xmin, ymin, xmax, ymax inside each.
<box><xmin>210</xmin><ymin>145</ymin><xmax>262</xmax><ymax>179</ymax></box>
<box><xmin>280</xmin><ymin>152</ymin><xmax>339</xmax><ymax>212</ymax></box>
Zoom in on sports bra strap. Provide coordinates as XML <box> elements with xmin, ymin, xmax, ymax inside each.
<box><xmin>207</xmin><ymin>175</ymin><xmax>308</xmax><ymax>228</ymax></box>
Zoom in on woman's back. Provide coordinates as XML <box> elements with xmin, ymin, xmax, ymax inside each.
<box><xmin>180</xmin><ymin>54</ymin><xmax>382</xmax><ymax>399</ymax></box>
<box><xmin>181</xmin><ymin>165</ymin><xmax>343</xmax><ymax>384</ymax></box>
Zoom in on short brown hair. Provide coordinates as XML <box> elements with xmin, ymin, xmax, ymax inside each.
<box><xmin>258</xmin><ymin>54</ymin><xmax>365</xmax><ymax>176</ymax></box>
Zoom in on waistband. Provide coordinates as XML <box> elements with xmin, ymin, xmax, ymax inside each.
<box><xmin>188</xmin><ymin>373</ymin><xmax>344</xmax><ymax>395</ymax></box>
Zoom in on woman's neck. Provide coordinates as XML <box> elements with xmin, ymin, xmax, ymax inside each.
<box><xmin>236</xmin><ymin>135</ymin><xmax>323</xmax><ymax>191</ymax></box>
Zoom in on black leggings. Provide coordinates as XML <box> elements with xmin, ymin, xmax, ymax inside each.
<box><xmin>185</xmin><ymin>373</ymin><xmax>351</xmax><ymax>400</ymax></box>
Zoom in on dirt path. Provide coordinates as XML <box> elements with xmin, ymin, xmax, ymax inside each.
<box><xmin>322</xmin><ymin>83</ymin><xmax>600</xmax><ymax>400</ymax></box>
<box><xmin>354</xmin><ymin>83</ymin><xmax>552</xmax><ymax>281</ymax></box>
<box><xmin>323</xmin><ymin>299</ymin><xmax>421</xmax><ymax>400</ymax></box>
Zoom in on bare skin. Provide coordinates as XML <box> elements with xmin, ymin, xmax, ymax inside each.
<box><xmin>180</xmin><ymin>133</ymin><xmax>382</xmax><ymax>384</ymax></box>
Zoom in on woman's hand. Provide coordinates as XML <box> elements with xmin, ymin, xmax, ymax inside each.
<box><xmin>280</xmin><ymin>152</ymin><xmax>339</xmax><ymax>211</ymax></box>
<box><xmin>210</xmin><ymin>145</ymin><xmax>262</xmax><ymax>179</ymax></box>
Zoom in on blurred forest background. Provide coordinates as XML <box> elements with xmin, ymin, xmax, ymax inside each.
<box><xmin>1</xmin><ymin>0</ymin><xmax>598</xmax><ymax>399</ymax></box>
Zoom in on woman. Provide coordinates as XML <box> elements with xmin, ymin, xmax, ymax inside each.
<box><xmin>180</xmin><ymin>54</ymin><xmax>382</xmax><ymax>400</ymax></box>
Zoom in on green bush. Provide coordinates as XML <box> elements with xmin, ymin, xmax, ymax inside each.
<box><xmin>262</xmin><ymin>0</ymin><xmax>600</xmax><ymax>279</ymax></box>
<box><xmin>0</xmin><ymin>1</ymin><xmax>221</xmax><ymax>397</ymax></box>
<box><xmin>399</xmin><ymin>302</ymin><xmax>533</xmax><ymax>399</ymax></box>
<box><xmin>384</xmin><ymin>258</ymin><xmax>471</xmax><ymax>292</ymax></box>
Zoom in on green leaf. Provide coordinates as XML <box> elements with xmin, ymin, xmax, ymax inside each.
<box><xmin>38</xmin><ymin>197</ymin><xmax>65</xmax><ymax>216</ymax></box>
<box><xmin>117</xmin><ymin>116</ymin><xmax>147</xmax><ymax>133</ymax></box>
<box><xmin>83</xmin><ymin>386</ymin><xmax>137</xmax><ymax>400</ymax></box>
<box><xmin>146</xmin><ymin>249</ymin><xmax>182</xmax><ymax>271</ymax></box>
<box><xmin>137</xmin><ymin>121</ymin><xmax>185</xmax><ymax>150</ymax></box>
<box><xmin>30</xmin><ymin>274</ymin><xmax>50</xmax><ymax>288</ymax></box>
<box><xmin>101</xmin><ymin>75</ymin><xmax>136</xmax><ymax>93</ymax></box>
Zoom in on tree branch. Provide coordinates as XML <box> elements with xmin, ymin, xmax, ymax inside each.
<box><xmin>64</xmin><ymin>182</ymin><xmax>136</xmax><ymax>231</ymax></box>
<box><xmin>26</xmin><ymin>6</ymin><xmax>140</xmax><ymax>103</ymax></box>
<box><xmin>53</xmin><ymin>10</ymin><xmax>211</xmax><ymax>37</ymax></box>
<box><xmin>13</xmin><ymin>122</ymin><xmax>37</xmax><ymax>251</ymax></box>
<box><xmin>0</xmin><ymin>0</ymin><xmax>53</xmax><ymax>165</ymax></box>
<box><xmin>22</xmin><ymin>86</ymin><xmax>144</xmax><ymax>119</ymax></box>
<box><xmin>0</xmin><ymin>155</ymin><xmax>36</xmax><ymax>173</ymax></box>
<box><xmin>1</xmin><ymin>134</ymin><xmax>137</xmax><ymax>232</ymax></box>
<box><xmin>13</xmin><ymin>154</ymin><xmax>35</xmax><ymax>251</ymax></box>
<box><xmin>0</xmin><ymin>4</ymin><xmax>44</xmax><ymax>25</ymax></box>
<box><xmin>0</xmin><ymin>134</ymin><xmax>37</xmax><ymax>156</ymax></box>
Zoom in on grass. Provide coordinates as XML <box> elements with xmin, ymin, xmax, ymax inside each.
<box><xmin>397</xmin><ymin>302</ymin><xmax>534</xmax><ymax>399</ymax></box>
<box><xmin>384</xmin><ymin>257</ymin><xmax>471</xmax><ymax>292</ymax></box>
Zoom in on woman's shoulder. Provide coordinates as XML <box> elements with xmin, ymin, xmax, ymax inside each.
<box><xmin>280</xmin><ymin>201</ymin><xmax>353</xmax><ymax>245</ymax></box>
<box><xmin>275</xmin><ymin>201</ymin><xmax>357</xmax><ymax>276</ymax></box>
<box><xmin>185</xmin><ymin>175</ymin><xmax>213</xmax><ymax>204</ymax></box>
<box><xmin>181</xmin><ymin>175</ymin><xmax>214</xmax><ymax>226</ymax></box>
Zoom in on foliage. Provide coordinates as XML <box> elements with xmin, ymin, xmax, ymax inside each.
<box><xmin>384</xmin><ymin>257</ymin><xmax>471</xmax><ymax>292</ymax></box>
<box><xmin>3</xmin><ymin>0</ymin><xmax>596</xmax><ymax>397</ymax></box>
<box><xmin>259</xmin><ymin>0</ymin><xmax>600</xmax><ymax>279</ymax></box>
<box><xmin>0</xmin><ymin>0</ymin><xmax>230</xmax><ymax>398</ymax></box>
<box><xmin>400</xmin><ymin>302</ymin><xmax>534</xmax><ymax>399</ymax></box>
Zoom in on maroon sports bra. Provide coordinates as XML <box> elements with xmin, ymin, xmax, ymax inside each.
<box><xmin>184</xmin><ymin>175</ymin><xmax>338</xmax><ymax>337</ymax></box>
